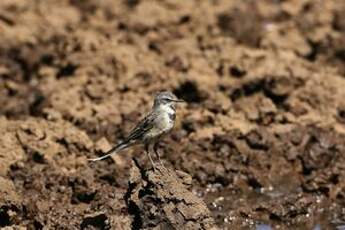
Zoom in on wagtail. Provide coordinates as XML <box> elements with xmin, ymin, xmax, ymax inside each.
<box><xmin>89</xmin><ymin>91</ymin><xmax>184</xmax><ymax>169</ymax></box>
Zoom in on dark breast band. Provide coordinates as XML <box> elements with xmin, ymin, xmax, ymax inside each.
<box><xmin>168</xmin><ymin>112</ymin><xmax>176</xmax><ymax>120</ymax></box>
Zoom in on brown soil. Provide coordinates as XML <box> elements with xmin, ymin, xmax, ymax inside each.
<box><xmin>1</xmin><ymin>0</ymin><xmax>345</xmax><ymax>229</ymax></box>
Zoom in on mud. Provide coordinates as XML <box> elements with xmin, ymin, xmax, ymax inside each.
<box><xmin>1</xmin><ymin>0</ymin><xmax>345</xmax><ymax>229</ymax></box>
<box><xmin>126</xmin><ymin>160</ymin><xmax>216</xmax><ymax>229</ymax></box>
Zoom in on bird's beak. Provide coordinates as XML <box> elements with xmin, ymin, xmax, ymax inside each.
<box><xmin>171</xmin><ymin>99</ymin><xmax>185</xmax><ymax>103</ymax></box>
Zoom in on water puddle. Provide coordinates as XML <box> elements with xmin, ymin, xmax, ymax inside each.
<box><xmin>202</xmin><ymin>182</ymin><xmax>344</xmax><ymax>229</ymax></box>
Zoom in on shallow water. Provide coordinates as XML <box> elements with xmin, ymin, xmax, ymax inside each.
<box><xmin>204</xmin><ymin>184</ymin><xmax>342</xmax><ymax>230</ymax></box>
<box><xmin>255</xmin><ymin>224</ymin><xmax>272</xmax><ymax>230</ymax></box>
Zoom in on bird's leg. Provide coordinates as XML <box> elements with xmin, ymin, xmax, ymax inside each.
<box><xmin>145</xmin><ymin>144</ymin><xmax>156</xmax><ymax>170</ymax></box>
<box><xmin>154</xmin><ymin>142</ymin><xmax>168</xmax><ymax>172</ymax></box>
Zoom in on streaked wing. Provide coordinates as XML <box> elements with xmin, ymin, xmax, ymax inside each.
<box><xmin>88</xmin><ymin>112</ymin><xmax>156</xmax><ymax>162</ymax></box>
<box><xmin>125</xmin><ymin>111</ymin><xmax>157</xmax><ymax>142</ymax></box>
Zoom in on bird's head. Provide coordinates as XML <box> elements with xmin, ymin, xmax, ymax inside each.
<box><xmin>153</xmin><ymin>91</ymin><xmax>185</xmax><ymax>109</ymax></box>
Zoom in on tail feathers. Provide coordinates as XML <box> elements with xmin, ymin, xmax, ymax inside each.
<box><xmin>88</xmin><ymin>142</ymin><xmax>128</xmax><ymax>162</ymax></box>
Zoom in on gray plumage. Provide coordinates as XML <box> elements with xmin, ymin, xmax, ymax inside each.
<box><xmin>89</xmin><ymin>91</ymin><xmax>184</xmax><ymax>167</ymax></box>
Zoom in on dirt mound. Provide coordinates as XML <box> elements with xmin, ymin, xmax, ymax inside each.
<box><xmin>1</xmin><ymin>0</ymin><xmax>345</xmax><ymax>229</ymax></box>
<box><xmin>126</xmin><ymin>160</ymin><xmax>217</xmax><ymax>229</ymax></box>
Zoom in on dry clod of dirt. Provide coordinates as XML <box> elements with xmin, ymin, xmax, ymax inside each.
<box><xmin>125</xmin><ymin>160</ymin><xmax>218</xmax><ymax>230</ymax></box>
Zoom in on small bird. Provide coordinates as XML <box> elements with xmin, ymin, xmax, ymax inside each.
<box><xmin>89</xmin><ymin>91</ymin><xmax>184</xmax><ymax>169</ymax></box>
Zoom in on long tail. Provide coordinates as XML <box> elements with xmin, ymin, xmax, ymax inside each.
<box><xmin>88</xmin><ymin>141</ymin><xmax>129</xmax><ymax>162</ymax></box>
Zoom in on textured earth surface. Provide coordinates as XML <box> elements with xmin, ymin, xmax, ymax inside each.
<box><xmin>1</xmin><ymin>0</ymin><xmax>345</xmax><ymax>229</ymax></box>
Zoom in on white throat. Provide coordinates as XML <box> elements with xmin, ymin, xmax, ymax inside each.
<box><xmin>159</xmin><ymin>104</ymin><xmax>175</xmax><ymax>115</ymax></box>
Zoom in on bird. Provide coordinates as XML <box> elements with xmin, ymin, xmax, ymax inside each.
<box><xmin>88</xmin><ymin>91</ymin><xmax>185</xmax><ymax>169</ymax></box>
